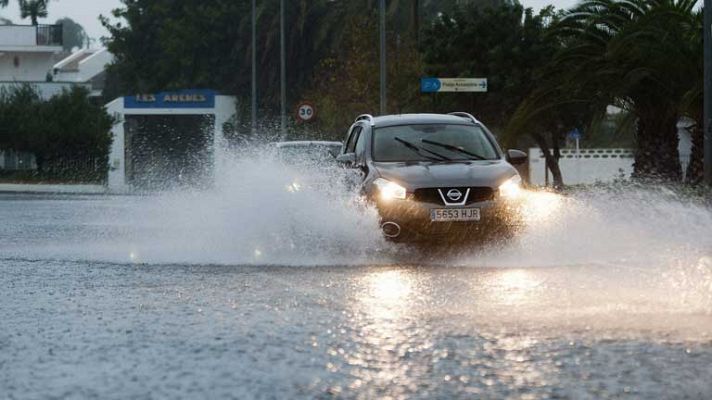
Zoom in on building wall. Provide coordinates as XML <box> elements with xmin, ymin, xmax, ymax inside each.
<box><xmin>0</xmin><ymin>25</ymin><xmax>36</xmax><ymax>46</ymax></box>
<box><xmin>0</xmin><ymin>51</ymin><xmax>58</xmax><ymax>81</ymax></box>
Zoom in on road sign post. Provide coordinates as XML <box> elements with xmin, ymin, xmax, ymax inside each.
<box><xmin>567</xmin><ymin>129</ymin><xmax>582</xmax><ymax>182</ymax></box>
<box><xmin>379</xmin><ymin>0</ymin><xmax>387</xmax><ymax>115</ymax></box>
<box><xmin>295</xmin><ymin>101</ymin><xmax>317</xmax><ymax>124</ymax></box>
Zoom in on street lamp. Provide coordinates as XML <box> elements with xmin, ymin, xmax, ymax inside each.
<box><xmin>379</xmin><ymin>0</ymin><xmax>387</xmax><ymax>115</ymax></box>
<box><xmin>705</xmin><ymin>0</ymin><xmax>712</xmax><ymax>185</ymax></box>
<box><xmin>251</xmin><ymin>0</ymin><xmax>257</xmax><ymax>135</ymax></box>
<box><xmin>280</xmin><ymin>0</ymin><xmax>287</xmax><ymax>137</ymax></box>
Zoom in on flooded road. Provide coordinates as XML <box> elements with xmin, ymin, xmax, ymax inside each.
<box><xmin>1</xmin><ymin>181</ymin><xmax>711</xmax><ymax>398</ymax></box>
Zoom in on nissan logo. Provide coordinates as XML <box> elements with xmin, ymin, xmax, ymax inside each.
<box><xmin>446</xmin><ymin>189</ymin><xmax>463</xmax><ymax>201</ymax></box>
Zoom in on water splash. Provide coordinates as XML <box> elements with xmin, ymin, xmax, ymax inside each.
<box><xmin>98</xmin><ymin>149</ymin><xmax>391</xmax><ymax>265</ymax></box>
<box><xmin>2</xmin><ymin>142</ymin><xmax>711</xmax><ymax>272</ymax></box>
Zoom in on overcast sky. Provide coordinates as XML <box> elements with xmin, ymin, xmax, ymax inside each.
<box><xmin>1</xmin><ymin>0</ymin><xmax>580</xmax><ymax>46</ymax></box>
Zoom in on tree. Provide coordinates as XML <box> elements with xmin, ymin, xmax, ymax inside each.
<box><xmin>541</xmin><ymin>0</ymin><xmax>700</xmax><ymax>181</ymax></box>
<box><xmin>0</xmin><ymin>85</ymin><xmax>113</xmax><ymax>181</ymax></box>
<box><xmin>56</xmin><ymin>17</ymin><xmax>87</xmax><ymax>51</ymax></box>
<box><xmin>421</xmin><ymin>2</ymin><xmax>560</xmax><ymax>131</ymax></box>
<box><xmin>100</xmin><ymin>0</ymin><xmax>468</xmax><ymax>130</ymax></box>
<box><xmin>0</xmin><ymin>0</ymin><xmax>10</xmax><ymax>24</ymax></box>
<box><xmin>101</xmin><ymin>0</ymin><xmax>345</xmax><ymax>111</ymax></box>
<box><xmin>304</xmin><ymin>13</ymin><xmax>429</xmax><ymax>137</ymax></box>
<box><xmin>18</xmin><ymin>0</ymin><xmax>48</xmax><ymax>25</ymax></box>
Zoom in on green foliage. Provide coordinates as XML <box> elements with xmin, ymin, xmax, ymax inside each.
<box><xmin>303</xmin><ymin>14</ymin><xmax>430</xmax><ymax>138</ymax></box>
<box><xmin>514</xmin><ymin>0</ymin><xmax>702</xmax><ymax>181</ymax></box>
<box><xmin>56</xmin><ymin>17</ymin><xmax>87</xmax><ymax>51</ymax></box>
<box><xmin>0</xmin><ymin>85</ymin><xmax>113</xmax><ymax>182</ymax></box>
<box><xmin>100</xmin><ymin>0</ymin><xmax>465</xmax><ymax>129</ymax></box>
<box><xmin>101</xmin><ymin>0</ymin><xmax>343</xmax><ymax>109</ymax></box>
<box><xmin>421</xmin><ymin>1</ymin><xmax>559</xmax><ymax>132</ymax></box>
<box><xmin>18</xmin><ymin>0</ymin><xmax>47</xmax><ymax>25</ymax></box>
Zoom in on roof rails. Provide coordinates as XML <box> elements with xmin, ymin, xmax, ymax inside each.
<box><xmin>355</xmin><ymin>114</ymin><xmax>375</xmax><ymax>126</ymax></box>
<box><xmin>448</xmin><ymin>112</ymin><xmax>480</xmax><ymax>124</ymax></box>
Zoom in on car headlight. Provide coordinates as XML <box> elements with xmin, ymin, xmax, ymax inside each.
<box><xmin>373</xmin><ymin>178</ymin><xmax>407</xmax><ymax>201</ymax></box>
<box><xmin>499</xmin><ymin>175</ymin><xmax>522</xmax><ymax>199</ymax></box>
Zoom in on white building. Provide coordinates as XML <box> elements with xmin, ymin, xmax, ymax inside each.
<box><xmin>0</xmin><ymin>23</ymin><xmax>112</xmax><ymax>171</ymax></box>
<box><xmin>105</xmin><ymin>90</ymin><xmax>237</xmax><ymax>193</ymax></box>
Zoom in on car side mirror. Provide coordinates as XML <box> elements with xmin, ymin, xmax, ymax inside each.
<box><xmin>506</xmin><ymin>149</ymin><xmax>528</xmax><ymax>166</ymax></box>
<box><xmin>336</xmin><ymin>153</ymin><xmax>356</xmax><ymax>165</ymax></box>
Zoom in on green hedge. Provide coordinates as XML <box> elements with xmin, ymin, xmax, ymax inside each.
<box><xmin>0</xmin><ymin>84</ymin><xmax>113</xmax><ymax>183</ymax></box>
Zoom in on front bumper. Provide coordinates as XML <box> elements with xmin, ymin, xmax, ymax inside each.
<box><xmin>374</xmin><ymin>196</ymin><xmax>522</xmax><ymax>241</ymax></box>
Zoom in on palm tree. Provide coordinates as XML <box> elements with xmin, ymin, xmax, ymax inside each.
<box><xmin>0</xmin><ymin>0</ymin><xmax>10</xmax><ymax>24</ymax></box>
<box><xmin>18</xmin><ymin>0</ymin><xmax>48</xmax><ymax>26</ymax></box>
<box><xmin>520</xmin><ymin>0</ymin><xmax>699</xmax><ymax>181</ymax></box>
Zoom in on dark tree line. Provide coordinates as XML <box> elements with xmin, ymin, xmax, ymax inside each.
<box><xmin>100</xmin><ymin>0</ymin><xmax>703</xmax><ymax>185</ymax></box>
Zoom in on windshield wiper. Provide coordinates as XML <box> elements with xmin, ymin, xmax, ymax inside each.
<box><xmin>394</xmin><ymin>137</ymin><xmax>451</xmax><ymax>161</ymax></box>
<box><xmin>421</xmin><ymin>139</ymin><xmax>488</xmax><ymax>161</ymax></box>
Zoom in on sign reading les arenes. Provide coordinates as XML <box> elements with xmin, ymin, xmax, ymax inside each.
<box><xmin>124</xmin><ymin>89</ymin><xmax>217</xmax><ymax>109</ymax></box>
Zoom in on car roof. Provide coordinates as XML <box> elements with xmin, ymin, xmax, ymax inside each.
<box><xmin>370</xmin><ymin>113</ymin><xmax>477</xmax><ymax>128</ymax></box>
<box><xmin>275</xmin><ymin>140</ymin><xmax>342</xmax><ymax>148</ymax></box>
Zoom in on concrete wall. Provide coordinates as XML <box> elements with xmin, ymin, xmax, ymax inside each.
<box><xmin>0</xmin><ymin>51</ymin><xmax>58</xmax><ymax>81</ymax></box>
<box><xmin>529</xmin><ymin>121</ymin><xmax>696</xmax><ymax>186</ymax></box>
<box><xmin>0</xmin><ymin>81</ymin><xmax>91</xmax><ymax>99</ymax></box>
<box><xmin>529</xmin><ymin>148</ymin><xmax>634</xmax><ymax>186</ymax></box>
<box><xmin>0</xmin><ymin>25</ymin><xmax>36</xmax><ymax>47</ymax></box>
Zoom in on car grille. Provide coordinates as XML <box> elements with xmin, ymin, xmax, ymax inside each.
<box><xmin>412</xmin><ymin>187</ymin><xmax>494</xmax><ymax>205</ymax></box>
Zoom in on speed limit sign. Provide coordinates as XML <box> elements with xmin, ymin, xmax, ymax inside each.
<box><xmin>295</xmin><ymin>101</ymin><xmax>317</xmax><ymax>123</ymax></box>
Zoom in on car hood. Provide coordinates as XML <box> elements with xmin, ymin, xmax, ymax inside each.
<box><xmin>372</xmin><ymin>160</ymin><xmax>518</xmax><ymax>189</ymax></box>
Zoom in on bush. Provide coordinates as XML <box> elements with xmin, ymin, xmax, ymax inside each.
<box><xmin>0</xmin><ymin>84</ymin><xmax>113</xmax><ymax>183</ymax></box>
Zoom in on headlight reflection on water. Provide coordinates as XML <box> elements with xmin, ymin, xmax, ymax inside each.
<box><xmin>343</xmin><ymin>270</ymin><xmax>422</xmax><ymax>395</ymax></box>
<box><xmin>360</xmin><ymin>269</ymin><xmax>414</xmax><ymax>320</ymax></box>
<box><xmin>489</xmin><ymin>269</ymin><xmax>545</xmax><ymax>306</ymax></box>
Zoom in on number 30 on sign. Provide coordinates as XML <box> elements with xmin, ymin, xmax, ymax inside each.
<box><xmin>295</xmin><ymin>101</ymin><xmax>317</xmax><ymax>123</ymax></box>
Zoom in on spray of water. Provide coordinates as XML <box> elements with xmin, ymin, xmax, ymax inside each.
<box><xmin>4</xmin><ymin>140</ymin><xmax>711</xmax><ymax>272</ymax></box>
<box><xmin>3</xmin><ymin>141</ymin><xmax>711</xmax><ymax>335</ymax></box>
<box><xmin>95</xmin><ymin>145</ymin><xmax>394</xmax><ymax>265</ymax></box>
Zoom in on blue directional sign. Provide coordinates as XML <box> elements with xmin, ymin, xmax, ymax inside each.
<box><xmin>421</xmin><ymin>78</ymin><xmax>442</xmax><ymax>93</ymax></box>
<box><xmin>567</xmin><ymin>128</ymin><xmax>582</xmax><ymax>140</ymax></box>
<box><xmin>420</xmin><ymin>78</ymin><xmax>487</xmax><ymax>93</ymax></box>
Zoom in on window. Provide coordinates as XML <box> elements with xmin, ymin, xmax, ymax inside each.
<box><xmin>354</xmin><ymin>127</ymin><xmax>367</xmax><ymax>157</ymax></box>
<box><xmin>372</xmin><ymin>124</ymin><xmax>499</xmax><ymax>162</ymax></box>
<box><xmin>345</xmin><ymin>126</ymin><xmax>362</xmax><ymax>154</ymax></box>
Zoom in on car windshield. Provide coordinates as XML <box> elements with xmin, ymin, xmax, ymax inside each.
<box><xmin>372</xmin><ymin>124</ymin><xmax>499</xmax><ymax>162</ymax></box>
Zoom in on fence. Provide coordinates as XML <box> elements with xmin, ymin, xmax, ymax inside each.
<box><xmin>528</xmin><ymin>148</ymin><xmax>693</xmax><ymax>185</ymax></box>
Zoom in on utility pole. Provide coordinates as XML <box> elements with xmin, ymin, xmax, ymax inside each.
<box><xmin>280</xmin><ymin>0</ymin><xmax>287</xmax><ymax>137</ymax></box>
<box><xmin>251</xmin><ymin>0</ymin><xmax>257</xmax><ymax>135</ymax></box>
<box><xmin>379</xmin><ymin>0</ymin><xmax>387</xmax><ymax>115</ymax></box>
<box><xmin>705</xmin><ymin>0</ymin><xmax>712</xmax><ymax>185</ymax></box>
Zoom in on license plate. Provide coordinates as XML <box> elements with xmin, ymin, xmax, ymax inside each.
<box><xmin>430</xmin><ymin>208</ymin><xmax>481</xmax><ymax>222</ymax></box>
